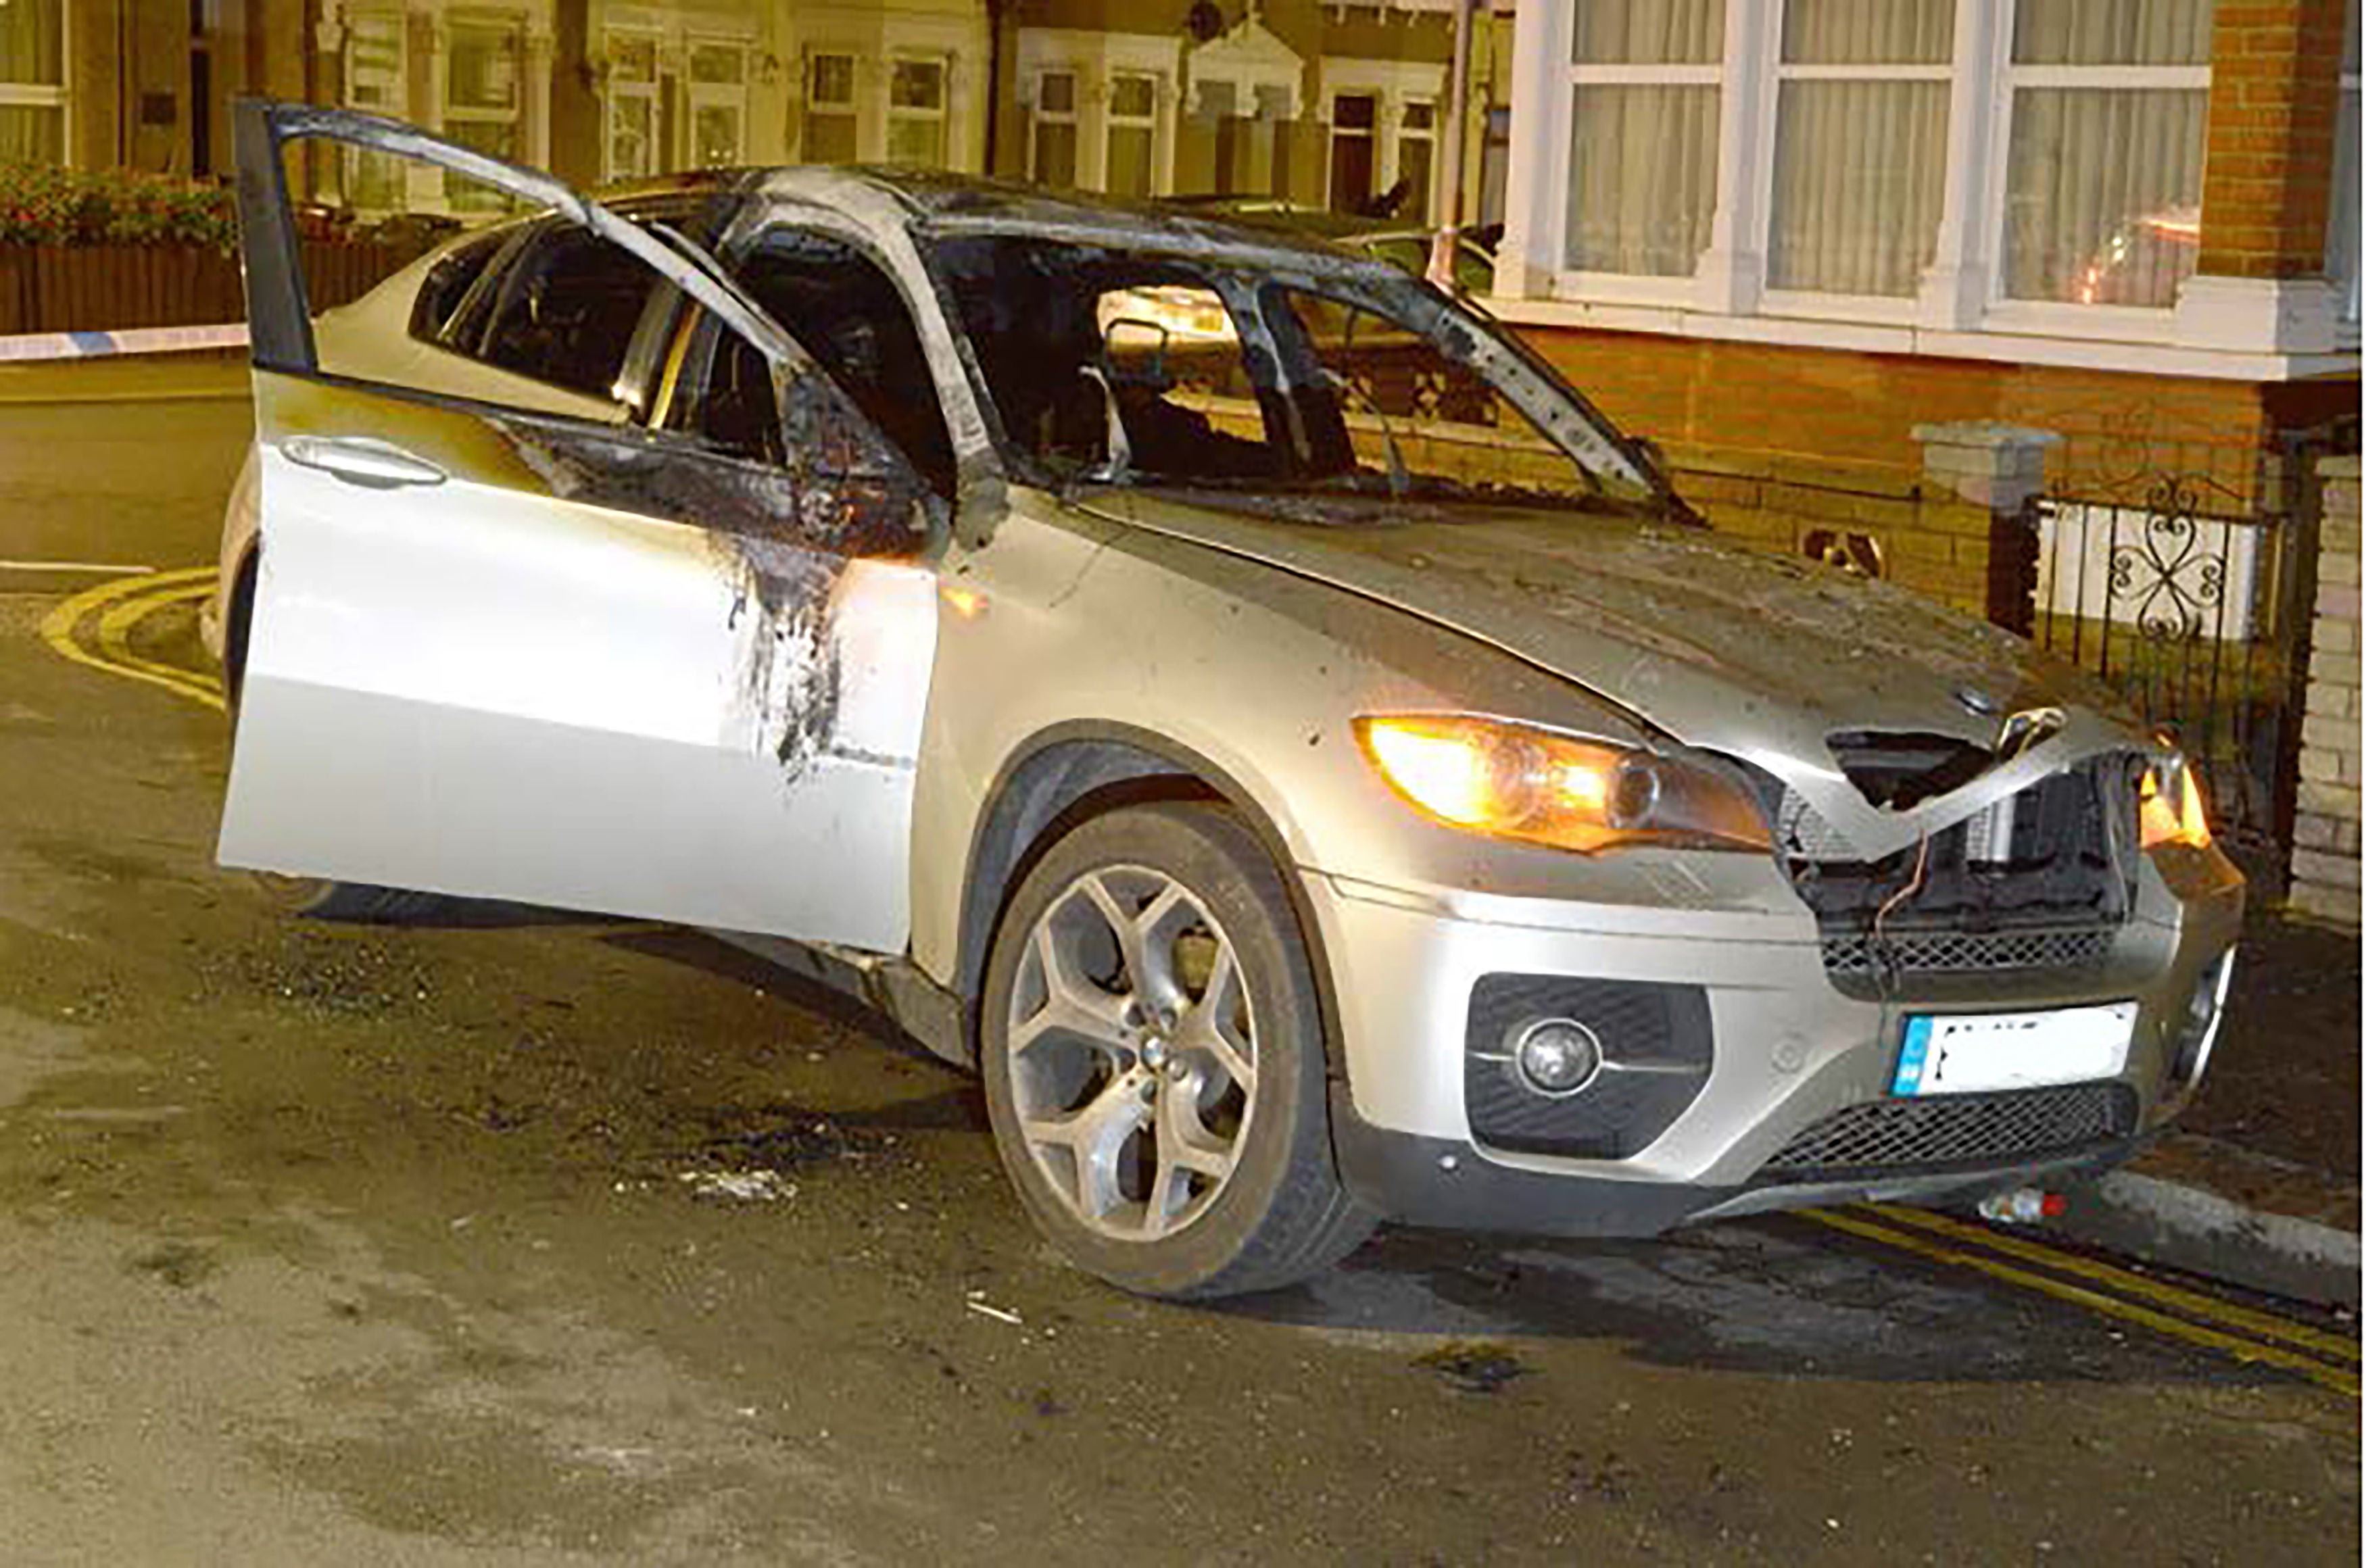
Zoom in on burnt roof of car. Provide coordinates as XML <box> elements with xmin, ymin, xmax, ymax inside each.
<box><xmin>750</xmin><ymin>166</ymin><xmax>1372</xmax><ymax>268</ymax></box>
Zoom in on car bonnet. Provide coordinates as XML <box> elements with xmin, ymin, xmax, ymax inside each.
<box><xmin>1084</xmin><ymin>491</ymin><xmax>2147</xmax><ymax>860</ymax></box>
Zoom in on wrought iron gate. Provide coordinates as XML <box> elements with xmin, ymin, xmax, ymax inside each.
<box><xmin>2018</xmin><ymin>428</ymin><xmax>2346</xmax><ymax>882</ymax></box>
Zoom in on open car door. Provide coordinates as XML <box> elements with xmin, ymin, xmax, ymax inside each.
<box><xmin>217</xmin><ymin>100</ymin><xmax>942</xmax><ymax>951</ymax></box>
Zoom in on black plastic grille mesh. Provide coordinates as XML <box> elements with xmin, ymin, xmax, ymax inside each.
<box><xmin>1820</xmin><ymin>926</ymin><xmax>2117</xmax><ymax>979</ymax></box>
<box><xmin>1758</xmin><ymin>1082</ymin><xmax>2137</xmax><ymax>1178</ymax></box>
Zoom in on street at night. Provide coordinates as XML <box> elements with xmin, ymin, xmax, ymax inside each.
<box><xmin>0</xmin><ymin>360</ymin><xmax>2353</xmax><ymax>1563</ymax></box>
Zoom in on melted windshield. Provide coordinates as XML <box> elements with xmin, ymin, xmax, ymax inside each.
<box><xmin>932</xmin><ymin>235</ymin><xmax>1661</xmax><ymax>510</ymax></box>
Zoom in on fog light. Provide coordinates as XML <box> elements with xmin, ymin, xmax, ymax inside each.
<box><xmin>1512</xmin><ymin>1019</ymin><xmax>1603</xmax><ymax>1097</ymax></box>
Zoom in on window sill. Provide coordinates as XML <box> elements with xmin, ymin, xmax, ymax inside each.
<box><xmin>1480</xmin><ymin>294</ymin><xmax>2361</xmax><ymax>383</ymax></box>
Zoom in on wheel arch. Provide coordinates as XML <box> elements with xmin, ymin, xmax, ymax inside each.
<box><xmin>954</xmin><ymin>722</ymin><xmax>1346</xmax><ymax>1076</ymax></box>
<box><xmin>224</xmin><ymin>538</ymin><xmax>262</xmax><ymax>708</ymax></box>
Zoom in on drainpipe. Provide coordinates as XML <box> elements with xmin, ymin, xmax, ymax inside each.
<box><xmin>982</xmin><ymin>0</ymin><xmax>1005</xmax><ymax>176</ymax></box>
<box><xmin>1426</xmin><ymin>0</ymin><xmax>1478</xmax><ymax>289</ymax></box>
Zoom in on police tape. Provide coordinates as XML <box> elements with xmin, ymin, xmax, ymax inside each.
<box><xmin>0</xmin><ymin>322</ymin><xmax>249</xmax><ymax>363</ymax></box>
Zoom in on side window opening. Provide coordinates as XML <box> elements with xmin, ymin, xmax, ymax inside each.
<box><xmin>469</xmin><ymin>222</ymin><xmax>668</xmax><ymax>401</ymax></box>
<box><xmin>729</xmin><ymin>232</ymin><xmax>957</xmax><ymax>497</ymax></box>
<box><xmin>936</xmin><ymin>236</ymin><xmax>1280</xmax><ymax>485</ymax></box>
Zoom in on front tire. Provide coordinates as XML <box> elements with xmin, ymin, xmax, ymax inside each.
<box><xmin>980</xmin><ymin>801</ymin><xmax>1375</xmax><ymax>1299</ymax></box>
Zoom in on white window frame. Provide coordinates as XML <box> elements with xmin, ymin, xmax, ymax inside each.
<box><xmin>443</xmin><ymin>11</ymin><xmax>528</xmax><ymax>161</ymax></box>
<box><xmin>802</xmin><ymin>48</ymin><xmax>860</xmax><ymax>164</ymax></box>
<box><xmin>1494</xmin><ymin>0</ymin><xmax>2361</xmax><ymax>374</ymax></box>
<box><xmin>0</xmin><ymin>0</ymin><xmax>72</xmax><ymax>164</ymax></box>
<box><xmin>1754</xmin><ymin>20</ymin><xmax>1956</xmax><ymax>326</ymax></box>
<box><xmin>885</xmin><ymin>51</ymin><xmax>950</xmax><ymax>167</ymax></box>
<box><xmin>1977</xmin><ymin>3</ymin><xmax>2211</xmax><ymax>345</ymax></box>
<box><xmin>600</xmin><ymin>26</ymin><xmax>660</xmax><ymax>181</ymax></box>
<box><xmin>2335</xmin><ymin>5</ymin><xmax>2362</xmax><ymax>334</ymax></box>
<box><xmin>1029</xmin><ymin>68</ymin><xmax>1080</xmax><ymax>185</ymax></box>
<box><xmin>684</xmin><ymin>36</ymin><xmax>750</xmax><ymax>170</ymax></box>
<box><xmin>1103</xmin><ymin>68</ymin><xmax>1163</xmax><ymax>197</ymax></box>
<box><xmin>339</xmin><ymin>8</ymin><xmax>410</xmax><ymax>208</ymax></box>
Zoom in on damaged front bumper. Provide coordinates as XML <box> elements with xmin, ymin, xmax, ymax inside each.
<box><xmin>1303</xmin><ymin>851</ymin><xmax>2242</xmax><ymax>1239</ymax></box>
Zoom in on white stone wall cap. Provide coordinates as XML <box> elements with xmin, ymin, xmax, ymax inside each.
<box><xmin>1910</xmin><ymin>420</ymin><xmax>2062</xmax><ymax>450</ymax></box>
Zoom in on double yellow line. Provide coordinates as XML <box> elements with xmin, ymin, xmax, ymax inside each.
<box><xmin>1803</xmin><ymin>1203</ymin><xmax>2360</xmax><ymax>1397</ymax></box>
<box><xmin>39</xmin><ymin>565</ymin><xmax>226</xmax><ymax>714</ymax></box>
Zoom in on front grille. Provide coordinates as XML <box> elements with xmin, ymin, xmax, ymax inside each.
<box><xmin>1757</xmin><ymin>1082</ymin><xmax>2137</xmax><ymax>1179</ymax></box>
<box><xmin>1820</xmin><ymin>925</ymin><xmax>2117</xmax><ymax>979</ymax></box>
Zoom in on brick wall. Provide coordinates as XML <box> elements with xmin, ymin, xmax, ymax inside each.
<box><xmin>1656</xmin><ymin>441</ymin><xmax>2005</xmax><ymax>621</ymax></box>
<box><xmin>1515</xmin><ymin>325</ymin><xmax>2353</xmax><ymax>511</ymax></box>
<box><xmin>2198</xmin><ymin>0</ymin><xmax>2351</xmax><ymax>280</ymax></box>
<box><xmin>2292</xmin><ymin>454</ymin><xmax>2363</xmax><ymax>925</ymax></box>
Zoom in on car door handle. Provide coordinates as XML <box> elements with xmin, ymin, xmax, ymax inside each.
<box><xmin>281</xmin><ymin>436</ymin><xmax>448</xmax><ymax>490</ymax></box>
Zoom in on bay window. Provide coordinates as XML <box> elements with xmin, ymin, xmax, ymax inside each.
<box><xmin>1492</xmin><ymin>0</ymin><xmax>2364</xmax><ymax>364</ymax></box>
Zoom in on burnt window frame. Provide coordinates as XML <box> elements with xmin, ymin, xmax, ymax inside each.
<box><xmin>657</xmin><ymin>216</ymin><xmax>961</xmax><ymax>501</ymax></box>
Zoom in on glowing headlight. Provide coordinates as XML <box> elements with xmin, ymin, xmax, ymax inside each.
<box><xmin>2139</xmin><ymin>754</ymin><xmax>2214</xmax><ymax>850</ymax></box>
<box><xmin>1354</xmin><ymin>714</ymin><xmax>1772</xmax><ymax>855</ymax></box>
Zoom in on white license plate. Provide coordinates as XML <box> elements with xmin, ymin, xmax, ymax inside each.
<box><xmin>1891</xmin><ymin>1002</ymin><xmax>2137</xmax><ymax>1096</ymax></box>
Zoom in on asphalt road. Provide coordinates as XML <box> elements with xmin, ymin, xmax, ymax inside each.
<box><xmin>0</xmin><ymin>370</ymin><xmax>2357</xmax><ymax>1565</ymax></box>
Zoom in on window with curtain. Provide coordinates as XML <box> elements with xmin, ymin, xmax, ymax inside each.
<box><xmin>2332</xmin><ymin>0</ymin><xmax>2361</xmax><ymax>326</ymax></box>
<box><xmin>0</xmin><ymin>0</ymin><xmax>66</xmax><ymax>163</ymax></box>
<box><xmin>1564</xmin><ymin>0</ymin><xmax>1723</xmax><ymax>276</ymax></box>
<box><xmin>887</xmin><ymin>57</ymin><xmax>947</xmax><ymax>167</ymax></box>
<box><xmin>445</xmin><ymin>16</ymin><xmax>525</xmax><ymax>212</ymax></box>
<box><xmin>603</xmin><ymin>31</ymin><xmax>658</xmax><ymax>180</ymax></box>
<box><xmin>345</xmin><ymin>12</ymin><xmax>409</xmax><ymax>208</ymax></box>
<box><xmin>804</xmin><ymin>53</ymin><xmax>858</xmax><ymax>164</ymax></box>
<box><xmin>1106</xmin><ymin>72</ymin><xmax>1159</xmax><ymax>196</ymax></box>
<box><xmin>688</xmin><ymin>42</ymin><xmax>748</xmax><ymax>169</ymax></box>
<box><xmin>1032</xmin><ymin>70</ymin><xmax>1078</xmax><ymax>187</ymax></box>
<box><xmin>2003</xmin><ymin>0</ymin><xmax>2212</xmax><ymax>308</ymax></box>
<box><xmin>1767</xmin><ymin>0</ymin><xmax>1952</xmax><ymax>297</ymax></box>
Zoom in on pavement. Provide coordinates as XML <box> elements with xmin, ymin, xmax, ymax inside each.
<box><xmin>2050</xmin><ymin>910</ymin><xmax>2363</xmax><ymax>1310</ymax></box>
<box><xmin>0</xmin><ymin>345</ymin><xmax>2356</xmax><ymax>1559</ymax></box>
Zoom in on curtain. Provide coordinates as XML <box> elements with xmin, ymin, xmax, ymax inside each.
<box><xmin>0</xmin><ymin>0</ymin><xmax>64</xmax><ymax>87</ymax></box>
<box><xmin>1767</xmin><ymin>0</ymin><xmax>1953</xmax><ymax>297</ymax></box>
<box><xmin>2013</xmin><ymin>0</ymin><xmax>2214</xmax><ymax>66</ymax></box>
<box><xmin>1564</xmin><ymin>86</ymin><xmax>1719</xmax><ymax>274</ymax></box>
<box><xmin>1565</xmin><ymin>1</ymin><xmax>1722</xmax><ymax>276</ymax></box>
<box><xmin>2005</xmin><ymin>89</ymin><xmax>2205</xmax><ymax>304</ymax></box>
<box><xmin>1572</xmin><ymin>0</ymin><xmax>1724</xmax><ymax>66</ymax></box>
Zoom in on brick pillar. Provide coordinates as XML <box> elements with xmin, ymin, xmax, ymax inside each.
<box><xmin>1913</xmin><ymin>422</ymin><xmax>2060</xmax><ymax>634</ymax></box>
<box><xmin>2178</xmin><ymin>0</ymin><xmax>2348</xmax><ymax>349</ymax></box>
<box><xmin>2292</xmin><ymin>454</ymin><xmax>2362</xmax><ymax>926</ymax></box>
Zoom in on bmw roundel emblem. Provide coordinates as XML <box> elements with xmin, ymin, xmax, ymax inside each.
<box><xmin>1954</xmin><ymin>686</ymin><xmax>2001</xmax><ymax>716</ymax></box>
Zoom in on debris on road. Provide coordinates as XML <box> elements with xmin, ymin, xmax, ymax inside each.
<box><xmin>677</xmin><ymin>1169</ymin><xmax>797</xmax><ymax>1203</ymax></box>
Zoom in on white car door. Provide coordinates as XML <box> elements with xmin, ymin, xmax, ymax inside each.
<box><xmin>217</xmin><ymin>102</ymin><xmax>941</xmax><ymax>951</ymax></box>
